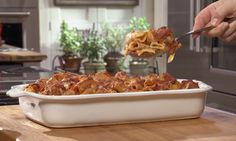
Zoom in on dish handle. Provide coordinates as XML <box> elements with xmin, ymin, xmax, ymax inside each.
<box><xmin>7</xmin><ymin>86</ymin><xmax>28</xmax><ymax>98</ymax></box>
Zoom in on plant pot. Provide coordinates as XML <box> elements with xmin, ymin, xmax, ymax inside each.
<box><xmin>104</xmin><ymin>51</ymin><xmax>124</xmax><ymax>74</ymax></box>
<box><xmin>83</xmin><ymin>61</ymin><xmax>106</xmax><ymax>74</ymax></box>
<box><xmin>59</xmin><ymin>55</ymin><xmax>83</xmax><ymax>73</ymax></box>
<box><xmin>129</xmin><ymin>59</ymin><xmax>149</xmax><ymax>76</ymax></box>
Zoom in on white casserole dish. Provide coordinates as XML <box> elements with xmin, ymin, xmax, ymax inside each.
<box><xmin>7</xmin><ymin>80</ymin><xmax>212</xmax><ymax>128</ymax></box>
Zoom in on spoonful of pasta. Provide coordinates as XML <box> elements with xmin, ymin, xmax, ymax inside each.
<box><xmin>124</xmin><ymin>26</ymin><xmax>217</xmax><ymax>63</ymax></box>
<box><xmin>124</xmin><ymin>26</ymin><xmax>182</xmax><ymax>63</ymax></box>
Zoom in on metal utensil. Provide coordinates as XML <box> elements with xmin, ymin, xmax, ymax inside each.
<box><xmin>176</xmin><ymin>26</ymin><xmax>215</xmax><ymax>41</ymax></box>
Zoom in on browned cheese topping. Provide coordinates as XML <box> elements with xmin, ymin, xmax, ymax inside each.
<box><xmin>25</xmin><ymin>71</ymin><xmax>199</xmax><ymax>96</ymax></box>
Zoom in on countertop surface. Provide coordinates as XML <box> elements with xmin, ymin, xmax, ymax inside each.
<box><xmin>0</xmin><ymin>44</ymin><xmax>47</xmax><ymax>62</ymax></box>
<box><xmin>1</xmin><ymin>106</ymin><xmax>236</xmax><ymax>141</ymax></box>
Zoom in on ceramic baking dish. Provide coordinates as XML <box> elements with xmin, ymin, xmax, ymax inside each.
<box><xmin>7</xmin><ymin>80</ymin><xmax>212</xmax><ymax>128</ymax></box>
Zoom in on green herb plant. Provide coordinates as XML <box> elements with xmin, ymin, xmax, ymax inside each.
<box><xmin>129</xmin><ymin>16</ymin><xmax>150</xmax><ymax>31</ymax></box>
<box><xmin>80</xmin><ymin>24</ymin><xmax>105</xmax><ymax>63</ymax></box>
<box><xmin>101</xmin><ymin>22</ymin><xmax>128</xmax><ymax>52</ymax></box>
<box><xmin>59</xmin><ymin>20</ymin><xmax>81</xmax><ymax>56</ymax></box>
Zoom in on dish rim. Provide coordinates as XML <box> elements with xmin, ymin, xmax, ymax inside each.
<box><xmin>7</xmin><ymin>79</ymin><xmax>212</xmax><ymax>100</ymax></box>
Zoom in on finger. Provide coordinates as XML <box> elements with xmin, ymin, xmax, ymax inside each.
<box><xmin>210</xmin><ymin>1</ymin><xmax>236</xmax><ymax>27</ymax></box>
<box><xmin>211</xmin><ymin>5</ymin><xmax>225</xmax><ymax>25</ymax></box>
<box><xmin>205</xmin><ymin>22</ymin><xmax>229</xmax><ymax>37</ymax></box>
<box><xmin>193</xmin><ymin>3</ymin><xmax>216</xmax><ymax>31</ymax></box>
<box><xmin>211</xmin><ymin>1</ymin><xmax>236</xmax><ymax>26</ymax></box>
<box><xmin>192</xmin><ymin>3</ymin><xmax>218</xmax><ymax>38</ymax></box>
<box><xmin>192</xmin><ymin>33</ymin><xmax>199</xmax><ymax>39</ymax></box>
<box><xmin>222</xmin><ymin>30</ymin><xmax>236</xmax><ymax>43</ymax></box>
<box><xmin>222</xmin><ymin>20</ymin><xmax>236</xmax><ymax>38</ymax></box>
<box><xmin>192</xmin><ymin>22</ymin><xmax>212</xmax><ymax>39</ymax></box>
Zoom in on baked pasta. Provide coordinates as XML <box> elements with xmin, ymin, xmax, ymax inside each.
<box><xmin>25</xmin><ymin>71</ymin><xmax>199</xmax><ymax>96</ymax></box>
<box><xmin>124</xmin><ymin>26</ymin><xmax>181</xmax><ymax>63</ymax></box>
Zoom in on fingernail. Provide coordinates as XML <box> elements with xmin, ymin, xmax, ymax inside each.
<box><xmin>211</xmin><ymin>18</ymin><xmax>218</xmax><ymax>26</ymax></box>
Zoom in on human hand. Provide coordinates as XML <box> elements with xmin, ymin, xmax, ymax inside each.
<box><xmin>193</xmin><ymin>0</ymin><xmax>236</xmax><ymax>42</ymax></box>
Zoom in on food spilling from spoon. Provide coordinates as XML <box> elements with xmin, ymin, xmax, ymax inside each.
<box><xmin>124</xmin><ymin>26</ymin><xmax>182</xmax><ymax>63</ymax></box>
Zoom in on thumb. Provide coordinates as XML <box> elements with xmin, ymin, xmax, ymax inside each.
<box><xmin>211</xmin><ymin>2</ymin><xmax>235</xmax><ymax>26</ymax></box>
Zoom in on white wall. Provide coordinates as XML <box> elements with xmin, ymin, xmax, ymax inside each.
<box><xmin>39</xmin><ymin>0</ymin><xmax>154</xmax><ymax>70</ymax></box>
<box><xmin>154</xmin><ymin>0</ymin><xmax>168</xmax><ymax>73</ymax></box>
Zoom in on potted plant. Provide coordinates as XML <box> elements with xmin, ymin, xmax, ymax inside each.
<box><xmin>128</xmin><ymin>17</ymin><xmax>151</xmax><ymax>76</ymax></box>
<box><xmin>80</xmin><ymin>24</ymin><xmax>106</xmax><ymax>74</ymax></box>
<box><xmin>58</xmin><ymin>20</ymin><xmax>83</xmax><ymax>73</ymax></box>
<box><xmin>101</xmin><ymin>22</ymin><xmax>127</xmax><ymax>74</ymax></box>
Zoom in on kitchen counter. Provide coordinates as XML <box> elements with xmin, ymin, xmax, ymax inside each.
<box><xmin>1</xmin><ymin>106</ymin><xmax>236</xmax><ymax>141</ymax></box>
<box><xmin>0</xmin><ymin>72</ymin><xmax>52</xmax><ymax>105</ymax></box>
<box><xmin>0</xmin><ymin>44</ymin><xmax>47</xmax><ymax>62</ymax></box>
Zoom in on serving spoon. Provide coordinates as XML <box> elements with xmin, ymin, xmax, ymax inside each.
<box><xmin>177</xmin><ymin>17</ymin><xmax>236</xmax><ymax>41</ymax></box>
<box><xmin>175</xmin><ymin>26</ymin><xmax>215</xmax><ymax>41</ymax></box>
